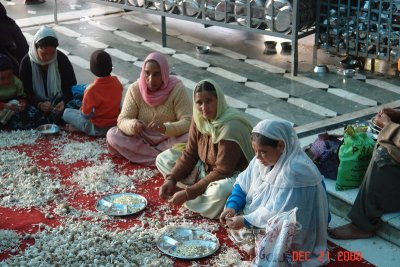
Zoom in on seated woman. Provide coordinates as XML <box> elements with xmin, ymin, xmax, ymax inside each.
<box><xmin>0</xmin><ymin>53</ymin><xmax>28</xmax><ymax>129</ymax></box>
<box><xmin>220</xmin><ymin>119</ymin><xmax>329</xmax><ymax>265</ymax></box>
<box><xmin>329</xmin><ymin>108</ymin><xmax>400</xmax><ymax>240</ymax></box>
<box><xmin>19</xmin><ymin>25</ymin><xmax>78</xmax><ymax>127</ymax></box>
<box><xmin>106</xmin><ymin>52</ymin><xmax>192</xmax><ymax>165</ymax></box>
<box><xmin>157</xmin><ymin>79</ymin><xmax>254</xmax><ymax>219</ymax></box>
<box><xmin>0</xmin><ymin>3</ymin><xmax>29</xmax><ymax>76</ymax></box>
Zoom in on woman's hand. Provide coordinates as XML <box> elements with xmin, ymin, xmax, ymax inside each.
<box><xmin>38</xmin><ymin>101</ymin><xmax>52</xmax><ymax>113</ymax></box>
<box><xmin>168</xmin><ymin>190</ymin><xmax>188</xmax><ymax>206</ymax></box>
<box><xmin>54</xmin><ymin>101</ymin><xmax>65</xmax><ymax>114</ymax></box>
<box><xmin>226</xmin><ymin>215</ymin><xmax>245</xmax><ymax>230</ymax></box>
<box><xmin>375</xmin><ymin>112</ymin><xmax>392</xmax><ymax>129</ymax></box>
<box><xmin>220</xmin><ymin>208</ymin><xmax>236</xmax><ymax>225</ymax></box>
<box><xmin>132</xmin><ymin>120</ymin><xmax>146</xmax><ymax>134</ymax></box>
<box><xmin>147</xmin><ymin>120</ymin><xmax>166</xmax><ymax>134</ymax></box>
<box><xmin>159</xmin><ymin>179</ymin><xmax>178</xmax><ymax>200</ymax></box>
<box><xmin>4</xmin><ymin>103</ymin><xmax>19</xmax><ymax>112</ymax></box>
<box><xmin>380</xmin><ymin>108</ymin><xmax>400</xmax><ymax>123</ymax></box>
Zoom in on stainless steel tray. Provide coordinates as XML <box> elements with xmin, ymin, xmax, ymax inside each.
<box><xmin>368</xmin><ymin>118</ymin><xmax>382</xmax><ymax>140</ymax></box>
<box><xmin>95</xmin><ymin>193</ymin><xmax>147</xmax><ymax>216</ymax></box>
<box><xmin>36</xmin><ymin>124</ymin><xmax>60</xmax><ymax>135</ymax></box>
<box><xmin>157</xmin><ymin>226</ymin><xmax>219</xmax><ymax>260</ymax></box>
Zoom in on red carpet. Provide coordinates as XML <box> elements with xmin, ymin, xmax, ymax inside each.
<box><xmin>0</xmin><ymin>130</ymin><xmax>375</xmax><ymax>266</ymax></box>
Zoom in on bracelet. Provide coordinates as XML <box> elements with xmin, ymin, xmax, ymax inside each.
<box><xmin>184</xmin><ymin>189</ymin><xmax>190</xmax><ymax>200</ymax></box>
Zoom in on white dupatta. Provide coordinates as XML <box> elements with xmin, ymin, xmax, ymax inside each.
<box><xmin>28</xmin><ymin>25</ymin><xmax>62</xmax><ymax>102</ymax></box>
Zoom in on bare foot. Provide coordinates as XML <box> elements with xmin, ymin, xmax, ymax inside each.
<box><xmin>248</xmin><ymin>247</ymin><xmax>256</xmax><ymax>259</ymax></box>
<box><xmin>65</xmin><ymin>124</ymin><xmax>80</xmax><ymax>133</ymax></box>
<box><xmin>328</xmin><ymin>223</ymin><xmax>375</xmax><ymax>240</ymax></box>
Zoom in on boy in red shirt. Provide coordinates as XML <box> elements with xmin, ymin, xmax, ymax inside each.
<box><xmin>63</xmin><ymin>50</ymin><xmax>123</xmax><ymax>136</ymax></box>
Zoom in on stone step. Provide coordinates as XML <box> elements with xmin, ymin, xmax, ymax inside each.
<box><xmin>324</xmin><ymin>179</ymin><xmax>400</xmax><ymax>248</ymax></box>
<box><xmin>298</xmin><ymin>128</ymin><xmax>400</xmax><ymax>249</ymax></box>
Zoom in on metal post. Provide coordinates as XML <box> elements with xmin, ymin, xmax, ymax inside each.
<box><xmin>291</xmin><ymin>0</ymin><xmax>299</xmax><ymax>76</ymax></box>
<box><xmin>161</xmin><ymin>15</ymin><xmax>167</xmax><ymax>47</ymax></box>
<box><xmin>313</xmin><ymin>0</ymin><xmax>321</xmax><ymax>67</ymax></box>
<box><xmin>54</xmin><ymin>0</ymin><xmax>58</xmax><ymax>24</ymax></box>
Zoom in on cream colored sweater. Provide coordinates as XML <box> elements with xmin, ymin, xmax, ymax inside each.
<box><xmin>117</xmin><ymin>81</ymin><xmax>192</xmax><ymax>137</ymax></box>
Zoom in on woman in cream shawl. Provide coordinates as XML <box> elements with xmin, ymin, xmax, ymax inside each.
<box><xmin>106</xmin><ymin>52</ymin><xmax>192</xmax><ymax>165</ymax></box>
<box><xmin>220</xmin><ymin>119</ymin><xmax>329</xmax><ymax>266</ymax></box>
<box><xmin>157</xmin><ymin>79</ymin><xmax>254</xmax><ymax>219</ymax></box>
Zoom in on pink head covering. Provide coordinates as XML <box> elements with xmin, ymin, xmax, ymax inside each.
<box><xmin>138</xmin><ymin>52</ymin><xmax>180</xmax><ymax>107</ymax></box>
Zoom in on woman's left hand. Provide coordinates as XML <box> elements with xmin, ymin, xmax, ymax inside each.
<box><xmin>226</xmin><ymin>215</ymin><xmax>245</xmax><ymax>230</ymax></box>
<box><xmin>54</xmin><ymin>101</ymin><xmax>65</xmax><ymax>114</ymax></box>
<box><xmin>168</xmin><ymin>191</ymin><xmax>187</xmax><ymax>206</ymax></box>
<box><xmin>375</xmin><ymin>112</ymin><xmax>392</xmax><ymax>128</ymax></box>
<box><xmin>147</xmin><ymin>121</ymin><xmax>166</xmax><ymax>134</ymax></box>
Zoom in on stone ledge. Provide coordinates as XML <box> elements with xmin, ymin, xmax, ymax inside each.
<box><xmin>324</xmin><ymin>178</ymin><xmax>400</xmax><ymax>247</ymax></box>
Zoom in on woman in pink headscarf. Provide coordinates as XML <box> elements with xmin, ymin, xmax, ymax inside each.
<box><xmin>106</xmin><ymin>52</ymin><xmax>192</xmax><ymax>165</ymax></box>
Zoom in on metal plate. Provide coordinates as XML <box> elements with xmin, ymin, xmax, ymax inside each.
<box><xmin>36</xmin><ymin>124</ymin><xmax>60</xmax><ymax>135</ymax></box>
<box><xmin>95</xmin><ymin>193</ymin><xmax>147</xmax><ymax>216</ymax></box>
<box><xmin>157</xmin><ymin>226</ymin><xmax>219</xmax><ymax>259</ymax></box>
<box><xmin>337</xmin><ymin>68</ymin><xmax>356</xmax><ymax>78</ymax></box>
<box><xmin>368</xmin><ymin>118</ymin><xmax>382</xmax><ymax>139</ymax></box>
<box><xmin>369</xmin><ymin>118</ymin><xmax>382</xmax><ymax>132</ymax></box>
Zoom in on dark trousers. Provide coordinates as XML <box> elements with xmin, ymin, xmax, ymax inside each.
<box><xmin>349</xmin><ymin>146</ymin><xmax>400</xmax><ymax>232</ymax></box>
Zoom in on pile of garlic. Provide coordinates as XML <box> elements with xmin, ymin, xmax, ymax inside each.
<box><xmin>0</xmin><ymin>130</ymin><xmax>39</xmax><ymax>148</ymax></box>
<box><xmin>56</xmin><ymin>140</ymin><xmax>107</xmax><ymax>164</ymax></box>
<box><xmin>0</xmin><ymin>230</ymin><xmax>20</xmax><ymax>254</ymax></box>
<box><xmin>71</xmin><ymin>160</ymin><xmax>136</xmax><ymax>194</ymax></box>
<box><xmin>211</xmin><ymin>246</ymin><xmax>249</xmax><ymax>267</ymax></box>
<box><xmin>0</xmin><ymin>150</ymin><xmax>63</xmax><ymax>209</ymax></box>
<box><xmin>2</xmin><ymin>220</ymin><xmax>173</xmax><ymax>267</ymax></box>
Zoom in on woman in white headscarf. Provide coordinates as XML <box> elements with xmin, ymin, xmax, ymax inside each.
<box><xmin>19</xmin><ymin>25</ymin><xmax>77</xmax><ymax>127</ymax></box>
<box><xmin>220</xmin><ymin>119</ymin><xmax>329</xmax><ymax>266</ymax></box>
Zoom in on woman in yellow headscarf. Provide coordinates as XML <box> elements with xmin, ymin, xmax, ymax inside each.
<box><xmin>157</xmin><ymin>79</ymin><xmax>254</xmax><ymax>219</ymax></box>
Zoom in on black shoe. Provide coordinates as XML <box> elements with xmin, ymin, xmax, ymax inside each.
<box><xmin>25</xmin><ymin>0</ymin><xmax>46</xmax><ymax>5</ymax></box>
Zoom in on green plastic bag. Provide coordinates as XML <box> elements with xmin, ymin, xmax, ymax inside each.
<box><xmin>336</xmin><ymin>125</ymin><xmax>376</xmax><ymax>191</ymax></box>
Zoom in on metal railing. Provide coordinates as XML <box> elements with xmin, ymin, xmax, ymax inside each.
<box><xmin>72</xmin><ymin>0</ymin><xmax>317</xmax><ymax>75</ymax></box>
<box><xmin>314</xmin><ymin>0</ymin><xmax>400</xmax><ymax>65</ymax></box>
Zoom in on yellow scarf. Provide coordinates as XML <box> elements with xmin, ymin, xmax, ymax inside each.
<box><xmin>193</xmin><ymin>79</ymin><xmax>254</xmax><ymax>162</ymax></box>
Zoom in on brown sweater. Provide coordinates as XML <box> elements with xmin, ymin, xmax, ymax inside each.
<box><xmin>378</xmin><ymin>122</ymin><xmax>400</xmax><ymax>163</ymax></box>
<box><xmin>167</xmin><ymin>120</ymin><xmax>249</xmax><ymax>199</ymax></box>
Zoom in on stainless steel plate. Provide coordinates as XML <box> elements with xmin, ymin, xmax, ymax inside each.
<box><xmin>196</xmin><ymin>46</ymin><xmax>210</xmax><ymax>54</ymax></box>
<box><xmin>369</xmin><ymin>118</ymin><xmax>382</xmax><ymax>132</ymax></box>
<box><xmin>337</xmin><ymin>68</ymin><xmax>356</xmax><ymax>78</ymax></box>
<box><xmin>36</xmin><ymin>124</ymin><xmax>60</xmax><ymax>135</ymax></box>
<box><xmin>157</xmin><ymin>226</ymin><xmax>219</xmax><ymax>259</ymax></box>
<box><xmin>95</xmin><ymin>193</ymin><xmax>147</xmax><ymax>216</ymax></box>
<box><xmin>368</xmin><ymin>118</ymin><xmax>382</xmax><ymax>139</ymax></box>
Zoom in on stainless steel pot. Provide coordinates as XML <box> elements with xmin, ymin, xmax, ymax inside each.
<box><xmin>178</xmin><ymin>0</ymin><xmax>201</xmax><ymax>17</ymax></box>
<box><xmin>234</xmin><ymin>0</ymin><xmax>266</xmax><ymax>29</ymax></box>
<box><xmin>205</xmin><ymin>0</ymin><xmax>234</xmax><ymax>21</ymax></box>
<box><xmin>154</xmin><ymin>0</ymin><xmax>178</xmax><ymax>12</ymax></box>
<box><xmin>128</xmin><ymin>0</ymin><xmax>145</xmax><ymax>6</ymax></box>
<box><xmin>265</xmin><ymin>0</ymin><xmax>292</xmax><ymax>33</ymax></box>
<box><xmin>263</xmin><ymin>40</ymin><xmax>277</xmax><ymax>54</ymax></box>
